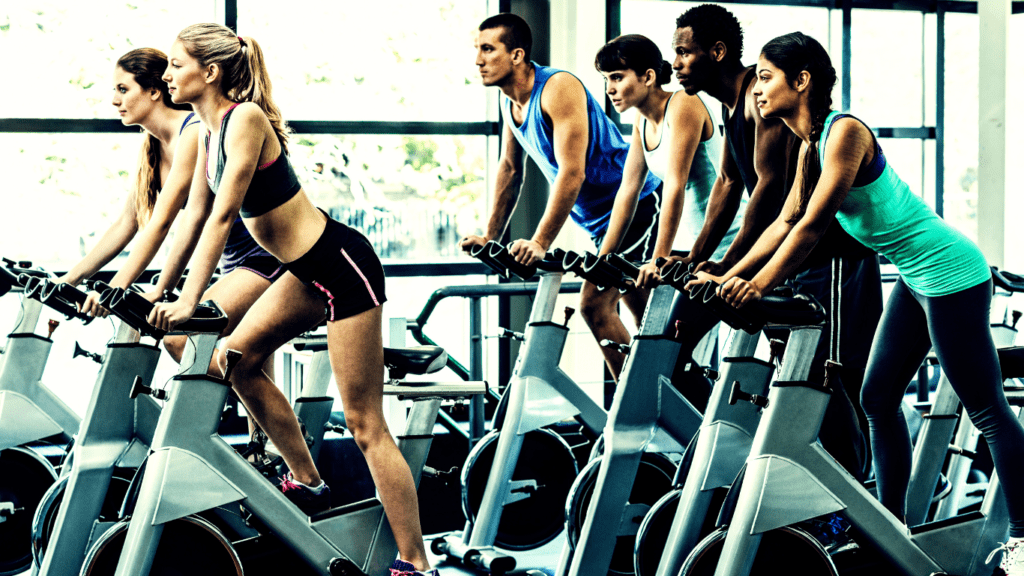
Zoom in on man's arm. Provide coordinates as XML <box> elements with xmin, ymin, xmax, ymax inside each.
<box><xmin>509</xmin><ymin>72</ymin><xmax>589</xmax><ymax>265</ymax></box>
<box><xmin>714</xmin><ymin>110</ymin><xmax>797</xmax><ymax>268</ymax></box>
<box><xmin>684</xmin><ymin>134</ymin><xmax>745</xmax><ymax>268</ymax></box>
<box><xmin>459</xmin><ymin>121</ymin><xmax>525</xmax><ymax>251</ymax></box>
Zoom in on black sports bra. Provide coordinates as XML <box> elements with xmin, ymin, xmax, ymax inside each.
<box><xmin>205</xmin><ymin>104</ymin><xmax>301</xmax><ymax>218</ymax></box>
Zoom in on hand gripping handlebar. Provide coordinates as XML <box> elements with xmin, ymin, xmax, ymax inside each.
<box><xmin>97</xmin><ymin>284</ymin><xmax>228</xmax><ymax>339</ymax></box>
<box><xmin>469</xmin><ymin>241</ymin><xmax>568</xmax><ymax>280</ymax></box>
<box><xmin>685</xmin><ymin>277</ymin><xmax>825</xmax><ymax>333</ymax></box>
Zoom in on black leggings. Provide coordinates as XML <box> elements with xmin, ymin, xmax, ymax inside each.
<box><xmin>862</xmin><ymin>278</ymin><xmax>1024</xmax><ymax>536</ymax></box>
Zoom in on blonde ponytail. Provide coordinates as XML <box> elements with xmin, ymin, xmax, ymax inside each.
<box><xmin>177</xmin><ymin>24</ymin><xmax>290</xmax><ymax>153</ymax></box>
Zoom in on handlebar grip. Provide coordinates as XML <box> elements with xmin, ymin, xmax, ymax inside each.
<box><xmin>992</xmin><ymin>267</ymin><xmax>1024</xmax><ymax>293</ymax></box>
<box><xmin>493</xmin><ymin>242</ymin><xmax>537</xmax><ymax>280</ymax></box>
<box><xmin>605</xmin><ymin>254</ymin><xmax>641</xmax><ymax>280</ymax></box>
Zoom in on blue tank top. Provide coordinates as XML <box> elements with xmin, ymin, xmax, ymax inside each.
<box><xmin>820</xmin><ymin>112</ymin><xmax>990</xmax><ymax>296</ymax></box>
<box><xmin>501</xmin><ymin>63</ymin><xmax>661</xmax><ymax>239</ymax></box>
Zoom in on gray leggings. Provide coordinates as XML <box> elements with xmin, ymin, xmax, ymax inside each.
<box><xmin>862</xmin><ymin>278</ymin><xmax>1024</xmax><ymax>536</ymax></box>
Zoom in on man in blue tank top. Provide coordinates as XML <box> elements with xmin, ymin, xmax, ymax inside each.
<box><xmin>661</xmin><ymin>4</ymin><xmax>882</xmax><ymax>482</ymax></box>
<box><xmin>459</xmin><ymin>13</ymin><xmax>662</xmax><ymax>380</ymax></box>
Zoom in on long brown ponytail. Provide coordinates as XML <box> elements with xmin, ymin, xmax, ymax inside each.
<box><xmin>760</xmin><ymin>32</ymin><xmax>836</xmax><ymax>224</ymax></box>
<box><xmin>117</xmin><ymin>48</ymin><xmax>191</xmax><ymax>229</ymax></box>
<box><xmin>176</xmin><ymin>23</ymin><xmax>290</xmax><ymax>154</ymax></box>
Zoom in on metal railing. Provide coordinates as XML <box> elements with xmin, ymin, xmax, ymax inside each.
<box><xmin>407</xmin><ymin>280</ymin><xmax>584</xmax><ymax>445</ymax></box>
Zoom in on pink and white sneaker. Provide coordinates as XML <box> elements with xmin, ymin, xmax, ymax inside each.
<box><xmin>388</xmin><ymin>559</ymin><xmax>438</xmax><ymax>576</ymax></box>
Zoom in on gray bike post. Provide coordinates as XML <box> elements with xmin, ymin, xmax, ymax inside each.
<box><xmin>652</xmin><ymin>327</ymin><xmax>770</xmax><ymax>576</ymax></box>
<box><xmin>704</xmin><ymin>324</ymin><xmax>1016</xmax><ymax>576</ymax></box>
<box><xmin>562</xmin><ymin>284</ymin><xmax>703</xmax><ymax>575</ymax></box>
<box><xmin>458</xmin><ymin>272</ymin><xmax>606</xmax><ymax>560</ymax></box>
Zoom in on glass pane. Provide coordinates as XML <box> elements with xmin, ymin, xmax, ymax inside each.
<box><xmin>0</xmin><ymin>1</ymin><xmax>216</xmax><ymax>118</ymax></box>
<box><xmin>237</xmin><ymin>0</ymin><xmax>489</xmax><ymax>122</ymax></box>
<box><xmin>851</xmin><ymin>10</ymin><xmax>924</xmax><ymax>126</ymax></box>
<box><xmin>1007</xmin><ymin>15</ymin><xmax>1024</xmax><ymax>267</ymax></box>
<box><xmin>619</xmin><ymin>1</ymin><xmax>832</xmax><ymax>124</ymax></box>
<box><xmin>0</xmin><ymin>133</ymin><xmax>142</xmax><ymax>269</ymax></box>
<box><xmin>943</xmin><ymin>13</ymin><xmax>978</xmax><ymax>243</ymax></box>
<box><xmin>0</xmin><ymin>132</ymin><xmax>489</xmax><ymax>270</ymax></box>
<box><xmin>291</xmin><ymin>134</ymin><xmax>489</xmax><ymax>261</ymax></box>
<box><xmin>878</xmin><ymin>138</ymin><xmax>923</xmax><ymax>203</ymax></box>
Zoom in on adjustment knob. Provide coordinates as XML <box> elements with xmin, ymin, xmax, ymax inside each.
<box><xmin>47</xmin><ymin>319</ymin><xmax>59</xmax><ymax>339</ymax></box>
<box><xmin>599</xmin><ymin>339</ymin><xmax>630</xmax><ymax>355</ymax></box>
<box><xmin>563</xmin><ymin>306</ymin><xmax>576</xmax><ymax>326</ymax></box>
<box><xmin>728</xmin><ymin>380</ymin><xmax>769</xmax><ymax>409</ymax></box>
<box><xmin>223</xmin><ymin>349</ymin><xmax>244</xmax><ymax>381</ymax></box>
<box><xmin>73</xmin><ymin>342</ymin><xmax>103</xmax><ymax>364</ymax></box>
<box><xmin>129</xmin><ymin>376</ymin><xmax>166</xmax><ymax>400</ymax></box>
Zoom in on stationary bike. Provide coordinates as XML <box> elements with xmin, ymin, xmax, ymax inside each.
<box><xmin>0</xmin><ymin>261</ymin><xmax>93</xmax><ymax>576</ymax></box>
<box><xmin>679</xmin><ymin>277</ymin><xmax>1024</xmax><ymax>576</ymax></box>
<box><xmin>434</xmin><ymin>241</ymin><xmax>611</xmax><ymax>575</ymax></box>
<box><xmin>561</xmin><ymin>255</ymin><xmax>714</xmax><ymax>576</ymax></box>
<box><xmin>77</xmin><ymin>285</ymin><xmax>485</xmax><ymax>576</ymax></box>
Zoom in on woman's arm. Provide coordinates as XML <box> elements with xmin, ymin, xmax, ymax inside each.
<box><xmin>58</xmin><ymin>193</ymin><xmax>138</xmax><ymax>286</ymax></box>
<box><xmin>109</xmin><ymin>123</ymin><xmax>200</xmax><ymax>289</ymax></box>
<box><xmin>149</xmin><ymin>103</ymin><xmax>265</xmax><ymax>330</ymax></box>
<box><xmin>716</xmin><ymin>118</ymin><xmax>872</xmax><ymax>307</ymax></box>
<box><xmin>636</xmin><ymin>94</ymin><xmax>705</xmax><ymax>288</ymax></box>
<box><xmin>598</xmin><ymin>124</ymin><xmax>647</xmax><ymax>256</ymax></box>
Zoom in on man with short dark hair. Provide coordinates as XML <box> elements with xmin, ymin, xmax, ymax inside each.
<box><xmin>668</xmin><ymin>1</ymin><xmax>881</xmax><ymax>488</ymax></box>
<box><xmin>460</xmin><ymin>13</ymin><xmax>662</xmax><ymax>380</ymax></box>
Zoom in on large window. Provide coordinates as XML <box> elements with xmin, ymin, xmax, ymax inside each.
<box><xmin>0</xmin><ymin>1</ymin><xmax>495</xmax><ymax>270</ymax></box>
<box><xmin>238</xmin><ymin>0</ymin><xmax>489</xmax><ymax>122</ymax></box>
<box><xmin>0</xmin><ymin>2</ymin><xmax>217</xmax><ymax>118</ymax></box>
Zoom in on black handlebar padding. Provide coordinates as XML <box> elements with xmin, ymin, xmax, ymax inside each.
<box><xmin>0</xmin><ymin>266</ymin><xmax>18</xmax><ymax>298</ymax></box>
<box><xmin>992</xmin><ymin>267</ymin><xmax>1024</xmax><ymax>293</ymax></box>
<box><xmin>606</xmin><ymin>254</ymin><xmax>641</xmax><ymax>280</ymax></box>
<box><xmin>693</xmin><ymin>281</ymin><xmax>825</xmax><ymax>333</ymax></box>
<box><xmin>578</xmin><ymin>253</ymin><xmax>631</xmax><ymax>290</ymax></box>
<box><xmin>492</xmin><ymin>242</ymin><xmax>537</xmax><ymax>280</ymax></box>
<box><xmin>561</xmin><ymin>250</ymin><xmax>585</xmax><ymax>275</ymax></box>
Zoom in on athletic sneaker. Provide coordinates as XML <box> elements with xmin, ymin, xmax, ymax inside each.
<box><xmin>388</xmin><ymin>559</ymin><xmax>439</xmax><ymax>576</ymax></box>
<box><xmin>987</xmin><ymin>538</ymin><xmax>1024</xmax><ymax>575</ymax></box>
<box><xmin>276</xmin><ymin>472</ymin><xmax>331</xmax><ymax>516</ymax></box>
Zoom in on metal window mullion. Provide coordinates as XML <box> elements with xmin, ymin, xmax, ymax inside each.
<box><xmin>842</xmin><ymin>0</ymin><xmax>852</xmax><ymax>112</ymax></box>
<box><xmin>935</xmin><ymin>6</ymin><xmax>945</xmax><ymax>217</ymax></box>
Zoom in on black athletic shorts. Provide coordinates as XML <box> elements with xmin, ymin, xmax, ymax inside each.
<box><xmin>224</xmin><ymin>254</ymin><xmax>285</xmax><ymax>282</ymax></box>
<box><xmin>285</xmin><ymin>216</ymin><xmax>387</xmax><ymax>321</ymax></box>
<box><xmin>593</xmin><ymin>185</ymin><xmax>662</xmax><ymax>263</ymax></box>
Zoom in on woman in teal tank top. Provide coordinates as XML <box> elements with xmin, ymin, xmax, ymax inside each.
<box><xmin>689</xmin><ymin>32</ymin><xmax>1024</xmax><ymax>572</ymax></box>
<box><xmin>595</xmin><ymin>34</ymin><xmax>742</xmax><ymax>289</ymax></box>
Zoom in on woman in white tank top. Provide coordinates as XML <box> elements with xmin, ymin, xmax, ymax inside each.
<box><xmin>596</xmin><ymin>34</ymin><xmax>745</xmax><ymax>288</ymax></box>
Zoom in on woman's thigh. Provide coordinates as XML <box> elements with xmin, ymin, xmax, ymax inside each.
<box><xmin>222</xmin><ymin>272</ymin><xmax>326</xmax><ymax>371</ymax></box>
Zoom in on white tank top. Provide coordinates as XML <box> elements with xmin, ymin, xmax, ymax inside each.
<box><xmin>641</xmin><ymin>93</ymin><xmax>745</xmax><ymax>260</ymax></box>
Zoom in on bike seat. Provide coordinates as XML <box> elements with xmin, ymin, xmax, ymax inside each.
<box><xmin>384</xmin><ymin>346</ymin><xmax>447</xmax><ymax>376</ymax></box>
<box><xmin>998</xmin><ymin>346</ymin><xmax>1024</xmax><ymax>380</ymax></box>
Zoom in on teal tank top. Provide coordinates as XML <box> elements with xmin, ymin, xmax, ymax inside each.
<box><xmin>819</xmin><ymin>111</ymin><xmax>989</xmax><ymax>296</ymax></box>
<box><xmin>641</xmin><ymin>92</ymin><xmax>744</xmax><ymax>261</ymax></box>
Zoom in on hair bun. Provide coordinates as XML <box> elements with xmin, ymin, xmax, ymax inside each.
<box><xmin>657</xmin><ymin>60</ymin><xmax>672</xmax><ymax>85</ymax></box>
